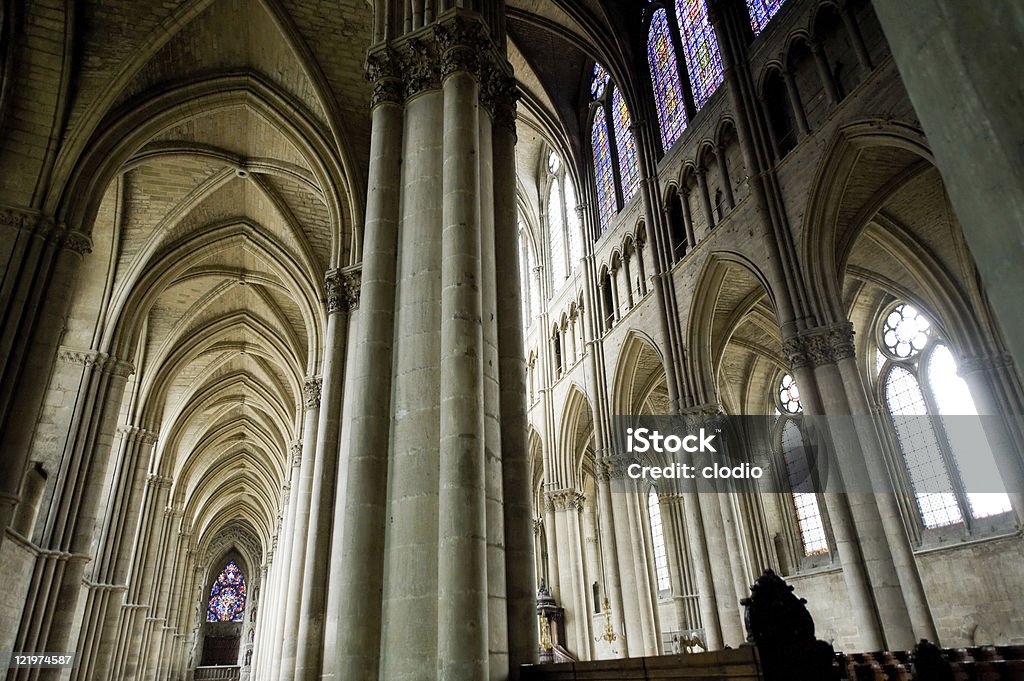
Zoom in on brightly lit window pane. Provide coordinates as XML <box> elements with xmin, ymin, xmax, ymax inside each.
<box><xmin>885</xmin><ymin>365</ymin><xmax>963</xmax><ymax>528</ymax></box>
<box><xmin>782</xmin><ymin>420</ymin><xmax>828</xmax><ymax>556</ymax></box>
<box><xmin>565</xmin><ymin>174</ymin><xmax>581</xmax><ymax>272</ymax></box>
<box><xmin>548</xmin><ymin>180</ymin><xmax>565</xmax><ymax>283</ymax></box>
<box><xmin>648</xmin><ymin>490</ymin><xmax>672</xmax><ymax>592</ymax></box>
<box><xmin>927</xmin><ymin>344</ymin><xmax>1012</xmax><ymax>519</ymax></box>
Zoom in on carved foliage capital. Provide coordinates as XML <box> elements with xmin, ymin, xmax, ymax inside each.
<box><xmin>57</xmin><ymin>348</ymin><xmax>135</xmax><ymax>377</ymax></box>
<box><xmin>783</xmin><ymin>323</ymin><xmax>856</xmax><ymax>369</ymax></box>
<box><xmin>325</xmin><ymin>268</ymin><xmax>361</xmax><ymax>313</ymax></box>
<box><xmin>366</xmin><ymin>48</ymin><xmax>405</xmax><ymax>107</ymax></box>
<box><xmin>304</xmin><ymin>376</ymin><xmax>322</xmax><ymax>409</ymax></box>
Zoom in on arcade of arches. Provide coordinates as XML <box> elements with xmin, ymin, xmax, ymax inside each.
<box><xmin>1</xmin><ymin>0</ymin><xmax>1023</xmax><ymax>679</ymax></box>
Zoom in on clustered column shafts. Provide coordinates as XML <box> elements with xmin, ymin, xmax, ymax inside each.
<box><xmin>291</xmin><ymin>268</ymin><xmax>356</xmax><ymax>681</ymax></box>
<box><xmin>0</xmin><ymin>216</ymin><xmax>92</xmax><ymax>559</ymax></box>
<box><xmin>327</xmin><ymin>7</ymin><xmax>530</xmax><ymax>681</ymax></box>
<box><xmin>273</xmin><ymin>379</ymin><xmax>321</xmax><ymax>680</ymax></box>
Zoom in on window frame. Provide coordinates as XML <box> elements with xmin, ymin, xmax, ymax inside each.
<box><xmin>769</xmin><ymin>387</ymin><xmax>835</xmax><ymax>572</ymax></box>
<box><xmin>872</xmin><ymin>300</ymin><xmax>1016</xmax><ymax>542</ymax></box>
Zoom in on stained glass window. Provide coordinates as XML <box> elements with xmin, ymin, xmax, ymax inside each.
<box><xmin>591</xmin><ymin>109</ymin><xmax>617</xmax><ymax>234</ymax></box>
<box><xmin>675</xmin><ymin>0</ymin><xmax>724</xmax><ymax>110</ymax></box>
<box><xmin>647</xmin><ymin>489</ymin><xmax>671</xmax><ymax>591</ymax></box>
<box><xmin>207</xmin><ymin>560</ymin><xmax>246</xmax><ymax>622</ymax></box>
<box><xmin>647</xmin><ymin>9</ymin><xmax>688</xmax><ymax>149</ymax></box>
<box><xmin>746</xmin><ymin>0</ymin><xmax>785</xmax><ymax>36</ymax></box>
<box><xmin>782</xmin><ymin>420</ymin><xmax>829</xmax><ymax>556</ymax></box>
<box><xmin>611</xmin><ymin>87</ymin><xmax>641</xmax><ymax>204</ymax></box>
<box><xmin>591</xmin><ymin>62</ymin><xmax>610</xmax><ymax>99</ymax></box>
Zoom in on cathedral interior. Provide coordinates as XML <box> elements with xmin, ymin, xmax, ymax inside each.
<box><xmin>1</xmin><ymin>0</ymin><xmax>1023</xmax><ymax>679</ymax></box>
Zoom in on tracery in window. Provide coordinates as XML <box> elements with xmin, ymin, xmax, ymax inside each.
<box><xmin>647</xmin><ymin>489</ymin><xmax>671</xmax><ymax>591</ymax></box>
<box><xmin>647</xmin><ymin>8</ymin><xmax>688</xmax><ymax>149</ymax></box>
<box><xmin>611</xmin><ymin>87</ymin><xmax>641</xmax><ymax>204</ymax></box>
<box><xmin>746</xmin><ymin>0</ymin><xmax>786</xmax><ymax>36</ymax></box>
<box><xmin>207</xmin><ymin>560</ymin><xmax>246</xmax><ymax>622</ymax></box>
<box><xmin>591</xmin><ymin>62</ymin><xmax>610</xmax><ymax>99</ymax></box>
<box><xmin>781</xmin><ymin>420</ymin><xmax>829</xmax><ymax>556</ymax></box>
<box><xmin>779</xmin><ymin>373</ymin><xmax>802</xmax><ymax>414</ymax></box>
<box><xmin>878</xmin><ymin>302</ymin><xmax>1012</xmax><ymax>529</ymax></box>
<box><xmin>881</xmin><ymin>303</ymin><xmax>930</xmax><ymax>359</ymax></box>
<box><xmin>675</xmin><ymin>0</ymin><xmax>724</xmax><ymax>109</ymax></box>
<box><xmin>591</xmin><ymin>109</ymin><xmax>617</xmax><ymax>233</ymax></box>
<box><xmin>885</xmin><ymin>365</ymin><xmax>963</xmax><ymax>528</ymax></box>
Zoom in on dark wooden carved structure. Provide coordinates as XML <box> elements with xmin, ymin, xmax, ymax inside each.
<box><xmin>741</xmin><ymin>568</ymin><xmax>842</xmax><ymax>680</ymax></box>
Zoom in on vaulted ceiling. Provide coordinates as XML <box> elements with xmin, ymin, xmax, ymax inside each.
<box><xmin>56</xmin><ymin>0</ymin><xmax>632</xmax><ymax>565</ymax></box>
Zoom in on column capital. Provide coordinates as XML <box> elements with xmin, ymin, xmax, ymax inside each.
<box><xmin>146</xmin><ymin>474</ymin><xmax>173</xmax><ymax>489</ymax></box>
<box><xmin>365</xmin><ymin>48</ymin><xmax>405</xmax><ymax>108</ymax></box>
<box><xmin>303</xmin><ymin>376</ymin><xmax>322</xmax><ymax>409</ymax></box>
<box><xmin>782</xmin><ymin>322</ymin><xmax>855</xmax><ymax>369</ymax></box>
<box><xmin>118</xmin><ymin>425</ymin><xmax>158</xmax><ymax>444</ymax></box>
<box><xmin>57</xmin><ymin>348</ymin><xmax>136</xmax><ymax>377</ymax></box>
<box><xmin>325</xmin><ymin>267</ymin><xmax>361</xmax><ymax>313</ymax></box>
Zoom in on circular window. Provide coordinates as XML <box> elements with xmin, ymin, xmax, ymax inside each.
<box><xmin>779</xmin><ymin>373</ymin><xmax>802</xmax><ymax>414</ymax></box>
<box><xmin>880</xmin><ymin>303</ymin><xmax>931</xmax><ymax>359</ymax></box>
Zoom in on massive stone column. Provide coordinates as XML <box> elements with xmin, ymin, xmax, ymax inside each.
<box><xmin>325</xmin><ymin>47</ymin><xmax>403</xmax><ymax>681</ymax></box>
<box><xmin>870</xmin><ymin>1</ymin><xmax>1024</xmax><ymax>373</ymax></box>
<box><xmin>8</xmin><ymin>349</ymin><xmax>133</xmax><ymax>681</ymax></box>
<box><xmin>292</xmin><ymin>269</ymin><xmax>355</xmax><ymax>681</ymax></box>
<box><xmin>274</xmin><ymin>374</ymin><xmax>321</xmax><ymax>675</ymax></box>
<box><xmin>327</xmin><ymin>6</ymin><xmax>530</xmax><ymax>680</ymax></box>
<box><xmin>270</xmin><ymin>385</ymin><xmax>319</xmax><ymax>679</ymax></box>
<box><xmin>784</xmin><ymin>325</ymin><xmax>933</xmax><ymax>650</ymax></box>
<box><xmin>72</xmin><ymin>426</ymin><xmax>157</xmax><ymax>681</ymax></box>
<box><xmin>0</xmin><ymin>215</ymin><xmax>91</xmax><ymax>554</ymax></box>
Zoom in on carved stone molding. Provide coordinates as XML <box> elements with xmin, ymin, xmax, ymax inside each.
<box><xmin>480</xmin><ymin>64</ymin><xmax>519</xmax><ymax>133</ymax></box>
<box><xmin>340</xmin><ymin>267</ymin><xmax>361</xmax><ymax>310</ymax></box>
<box><xmin>304</xmin><ymin>376</ymin><xmax>322</xmax><ymax>409</ymax></box>
<box><xmin>290</xmin><ymin>439</ymin><xmax>303</xmax><ymax>466</ymax></box>
<box><xmin>325</xmin><ymin>269</ymin><xmax>344</xmax><ymax>314</ymax></box>
<box><xmin>782</xmin><ymin>323</ymin><xmax>856</xmax><ymax>369</ymax></box>
<box><xmin>0</xmin><ymin>205</ymin><xmax>38</xmax><ymax>232</ymax></box>
<box><xmin>62</xmin><ymin>229</ymin><xmax>93</xmax><ymax>256</ymax></box>
<box><xmin>402</xmin><ymin>37</ymin><xmax>441</xmax><ymax>98</ymax></box>
<box><xmin>365</xmin><ymin>48</ymin><xmax>404</xmax><ymax>107</ymax></box>
<box><xmin>325</xmin><ymin>268</ymin><xmax>361</xmax><ymax>313</ymax></box>
<box><xmin>0</xmin><ymin>207</ymin><xmax>89</xmax><ymax>257</ymax></box>
<box><xmin>367</xmin><ymin>15</ymin><xmax>517</xmax><ymax>131</ymax></box>
<box><xmin>57</xmin><ymin>348</ymin><xmax>136</xmax><ymax>377</ymax></box>
<box><xmin>147</xmin><ymin>474</ymin><xmax>173</xmax><ymax>489</ymax></box>
<box><xmin>118</xmin><ymin>425</ymin><xmax>158</xmax><ymax>445</ymax></box>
